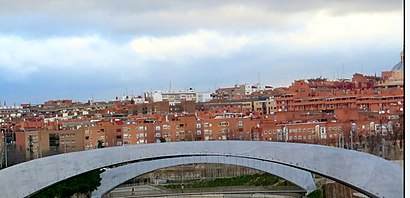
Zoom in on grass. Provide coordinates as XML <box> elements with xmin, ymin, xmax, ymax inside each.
<box><xmin>164</xmin><ymin>173</ymin><xmax>281</xmax><ymax>189</ymax></box>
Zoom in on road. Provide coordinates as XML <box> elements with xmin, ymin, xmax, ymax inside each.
<box><xmin>105</xmin><ymin>184</ymin><xmax>304</xmax><ymax>198</ymax></box>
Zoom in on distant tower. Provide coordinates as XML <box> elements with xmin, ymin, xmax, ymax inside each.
<box><xmin>400</xmin><ymin>51</ymin><xmax>404</xmax><ymax>63</ymax></box>
<box><xmin>391</xmin><ymin>51</ymin><xmax>404</xmax><ymax>72</ymax></box>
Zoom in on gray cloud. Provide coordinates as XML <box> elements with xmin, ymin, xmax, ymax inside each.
<box><xmin>0</xmin><ymin>0</ymin><xmax>402</xmax><ymax>36</ymax></box>
<box><xmin>0</xmin><ymin>0</ymin><xmax>403</xmax><ymax>104</ymax></box>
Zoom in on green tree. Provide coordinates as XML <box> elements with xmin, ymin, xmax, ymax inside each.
<box><xmin>31</xmin><ymin>169</ymin><xmax>102</xmax><ymax>198</ymax></box>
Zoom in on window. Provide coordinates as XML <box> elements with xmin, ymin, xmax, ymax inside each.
<box><xmin>155</xmin><ymin>132</ymin><xmax>161</xmax><ymax>137</ymax></box>
<box><xmin>204</xmin><ymin>129</ymin><xmax>209</xmax><ymax>134</ymax></box>
<box><xmin>219</xmin><ymin>121</ymin><xmax>229</xmax><ymax>126</ymax></box>
<box><xmin>196</xmin><ymin>123</ymin><xmax>201</xmax><ymax>128</ymax></box>
<box><xmin>137</xmin><ymin>126</ymin><xmax>144</xmax><ymax>131</ymax></box>
<box><xmin>49</xmin><ymin>133</ymin><xmax>60</xmax><ymax>151</ymax></box>
<box><xmin>124</xmin><ymin>134</ymin><xmax>131</xmax><ymax>138</ymax></box>
<box><xmin>196</xmin><ymin>130</ymin><xmax>202</xmax><ymax>135</ymax></box>
<box><xmin>123</xmin><ymin>127</ymin><xmax>131</xmax><ymax>132</ymax></box>
<box><xmin>238</xmin><ymin>121</ymin><xmax>243</xmax><ymax>126</ymax></box>
<box><xmin>163</xmin><ymin>125</ymin><xmax>171</xmax><ymax>130</ymax></box>
<box><xmin>204</xmin><ymin>123</ymin><xmax>210</xmax><ymax>127</ymax></box>
<box><xmin>155</xmin><ymin>126</ymin><xmax>161</xmax><ymax>131</ymax></box>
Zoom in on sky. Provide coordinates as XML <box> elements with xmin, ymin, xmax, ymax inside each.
<box><xmin>0</xmin><ymin>0</ymin><xmax>403</xmax><ymax>105</ymax></box>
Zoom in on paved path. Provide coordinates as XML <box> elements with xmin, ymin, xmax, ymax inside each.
<box><xmin>106</xmin><ymin>185</ymin><xmax>304</xmax><ymax>198</ymax></box>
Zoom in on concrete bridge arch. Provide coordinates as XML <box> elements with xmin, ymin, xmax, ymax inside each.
<box><xmin>0</xmin><ymin>141</ymin><xmax>403</xmax><ymax>198</ymax></box>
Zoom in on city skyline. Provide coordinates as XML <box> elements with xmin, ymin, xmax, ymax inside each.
<box><xmin>0</xmin><ymin>0</ymin><xmax>403</xmax><ymax>104</ymax></box>
<box><xmin>0</xmin><ymin>64</ymin><xmax>402</xmax><ymax>106</ymax></box>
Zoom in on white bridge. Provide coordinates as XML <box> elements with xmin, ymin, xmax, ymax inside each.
<box><xmin>0</xmin><ymin>141</ymin><xmax>403</xmax><ymax>198</ymax></box>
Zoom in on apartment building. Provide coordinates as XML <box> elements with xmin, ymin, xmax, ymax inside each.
<box><xmin>148</xmin><ymin>90</ymin><xmax>197</xmax><ymax>103</ymax></box>
<box><xmin>15</xmin><ymin>129</ymin><xmax>84</xmax><ymax>160</ymax></box>
<box><xmin>128</xmin><ymin>100</ymin><xmax>196</xmax><ymax>115</ymax></box>
<box><xmin>84</xmin><ymin>120</ymin><xmax>123</xmax><ymax>150</ymax></box>
<box><xmin>212</xmin><ymin>84</ymin><xmax>247</xmax><ymax>101</ymax></box>
<box><xmin>197</xmin><ymin>116</ymin><xmax>257</xmax><ymax>141</ymax></box>
<box><xmin>275</xmin><ymin>87</ymin><xmax>403</xmax><ymax>114</ymax></box>
<box><xmin>203</xmin><ymin>97</ymin><xmax>274</xmax><ymax>115</ymax></box>
<box><xmin>120</xmin><ymin>114</ymin><xmax>198</xmax><ymax>144</ymax></box>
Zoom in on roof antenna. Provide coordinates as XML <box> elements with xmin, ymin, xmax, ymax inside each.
<box><xmin>258</xmin><ymin>72</ymin><xmax>261</xmax><ymax>85</ymax></box>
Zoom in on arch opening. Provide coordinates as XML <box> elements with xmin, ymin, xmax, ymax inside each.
<box><xmin>92</xmin><ymin>155</ymin><xmax>316</xmax><ymax>197</ymax></box>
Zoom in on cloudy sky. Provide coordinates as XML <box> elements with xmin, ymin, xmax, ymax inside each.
<box><xmin>0</xmin><ymin>0</ymin><xmax>403</xmax><ymax>104</ymax></box>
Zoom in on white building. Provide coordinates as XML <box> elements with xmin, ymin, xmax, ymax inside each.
<box><xmin>197</xmin><ymin>92</ymin><xmax>212</xmax><ymax>103</ymax></box>
<box><xmin>151</xmin><ymin>92</ymin><xmax>163</xmax><ymax>102</ymax></box>
<box><xmin>148</xmin><ymin>89</ymin><xmax>197</xmax><ymax>103</ymax></box>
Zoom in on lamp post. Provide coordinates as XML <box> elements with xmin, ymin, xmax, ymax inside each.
<box><xmin>2</xmin><ymin>128</ymin><xmax>7</xmax><ymax>168</ymax></box>
<box><xmin>351</xmin><ymin>123</ymin><xmax>356</xmax><ymax>150</ymax></box>
<box><xmin>188</xmin><ymin>131</ymin><xmax>193</xmax><ymax>141</ymax></box>
<box><xmin>283</xmin><ymin>126</ymin><xmax>288</xmax><ymax>142</ymax></box>
<box><xmin>250</xmin><ymin>128</ymin><xmax>254</xmax><ymax>141</ymax></box>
